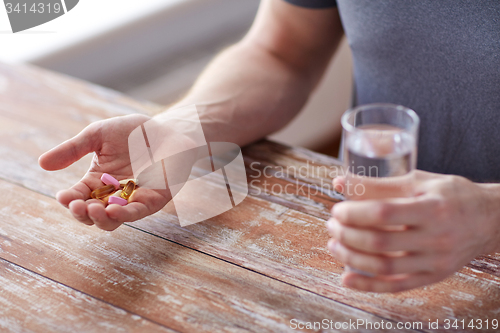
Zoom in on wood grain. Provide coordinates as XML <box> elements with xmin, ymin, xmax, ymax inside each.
<box><xmin>1</xmin><ymin>62</ymin><xmax>500</xmax><ymax>332</ymax></box>
<box><xmin>0</xmin><ymin>259</ymin><xmax>174</xmax><ymax>333</ymax></box>
<box><xmin>468</xmin><ymin>255</ymin><xmax>500</xmax><ymax>278</ymax></box>
<box><xmin>0</xmin><ymin>180</ymin><xmax>403</xmax><ymax>333</ymax></box>
<box><xmin>243</xmin><ymin>141</ymin><xmax>344</xmax><ymax>221</ymax></box>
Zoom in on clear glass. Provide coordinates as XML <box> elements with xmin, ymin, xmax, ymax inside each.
<box><xmin>340</xmin><ymin>103</ymin><xmax>420</xmax><ymax>277</ymax></box>
<box><xmin>341</xmin><ymin>103</ymin><xmax>420</xmax><ymax>201</ymax></box>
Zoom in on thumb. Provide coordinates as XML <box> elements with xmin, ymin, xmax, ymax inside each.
<box><xmin>39</xmin><ymin>123</ymin><xmax>102</xmax><ymax>171</ymax></box>
<box><xmin>333</xmin><ymin>176</ymin><xmax>345</xmax><ymax>193</ymax></box>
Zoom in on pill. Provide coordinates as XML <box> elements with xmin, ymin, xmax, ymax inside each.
<box><xmin>119</xmin><ymin>178</ymin><xmax>139</xmax><ymax>187</ymax></box>
<box><xmin>90</xmin><ymin>184</ymin><xmax>116</xmax><ymax>200</ymax></box>
<box><xmin>101</xmin><ymin>173</ymin><xmax>120</xmax><ymax>190</ymax></box>
<box><xmin>120</xmin><ymin>180</ymin><xmax>136</xmax><ymax>200</ymax></box>
<box><xmin>108</xmin><ymin>190</ymin><xmax>128</xmax><ymax>206</ymax></box>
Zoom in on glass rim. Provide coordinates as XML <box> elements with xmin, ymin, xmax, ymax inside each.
<box><xmin>341</xmin><ymin>103</ymin><xmax>420</xmax><ymax>134</ymax></box>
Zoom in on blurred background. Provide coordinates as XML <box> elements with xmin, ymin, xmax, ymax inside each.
<box><xmin>0</xmin><ymin>0</ymin><xmax>352</xmax><ymax>157</ymax></box>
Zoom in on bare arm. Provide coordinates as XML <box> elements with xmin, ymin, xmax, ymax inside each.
<box><xmin>170</xmin><ymin>0</ymin><xmax>344</xmax><ymax>146</ymax></box>
<box><xmin>38</xmin><ymin>0</ymin><xmax>344</xmax><ymax>230</ymax></box>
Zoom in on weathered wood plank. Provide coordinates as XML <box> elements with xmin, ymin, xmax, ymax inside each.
<box><xmin>242</xmin><ymin>140</ymin><xmax>346</xmax><ymax>219</ymax></box>
<box><xmin>1</xmin><ymin>62</ymin><xmax>500</xmax><ymax>331</ymax></box>
<box><xmin>243</xmin><ymin>149</ymin><xmax>341</xmax><ymax>220</ymax></box>
<box><xmin>0</xmin><ymin>259</ymin><xmax>175</xmax><ymax>333</ymax></box>
<box><xmin>0</xmin><ymin>180</ymin><xmax>403</xmax><ymax>333</ymax></box>
<box><xmin>243</xmin><ymin>139</ymin><xmax>343</xmax><ymax>188</ymax></box>
<box><xmin>139</xmin><ymin>202</ymin><xmax>500</xmax><ymax>328</ymax></box>
<box><xmin>2</xmin><ymin>111</ymin><xmax>499</xmax><ymax>330</ymax></box>
<box><xmin>468</xmin><ymin>255</ymin><xmax>500</xmax><ymax>278</ymax></box>
<box><xmin>0</xmin><ymin>62</ymin><xmax>162</xmax><ymax>118</ymax></box>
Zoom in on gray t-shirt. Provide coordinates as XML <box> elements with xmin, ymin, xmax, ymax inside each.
<box><xmin>285</xmin><ymin>0</ymin><xmax>500</xmax><ymax>182</ymax></box>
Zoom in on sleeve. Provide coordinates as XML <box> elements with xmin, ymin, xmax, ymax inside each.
<box><xmin>283</xmin><ymin>0</ymin><xmax>337</xmax><ymax>9</ymax></box>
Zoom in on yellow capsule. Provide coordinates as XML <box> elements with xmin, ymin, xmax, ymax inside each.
<box><xmin>91</xmin><ymin>184</ymin><xmax>116</xmax><ymax>200</ymax></box>
<box><xmin>119</xmin><ymin>178</ymin><xmax>138</xmax><ymax>187</ymax></box>
<box><xmin>111</xmin><ymin>190</ymin><xmax>123</xmax><ymax>197</ymax></box>
<box><xmin>120</xmin><ymin>180</ymin><xmax>136</xmax><ymax>200</ymax></box>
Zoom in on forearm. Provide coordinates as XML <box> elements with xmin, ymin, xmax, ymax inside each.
<box><xmin>154</xmin><ymin>0</ymin><xmax>343</xmax><ymax>146</ymax></box>
<box><xmin>166</xmin><ymin>41</ymin><xmax>326</xmax><ymax>147</ymax></box>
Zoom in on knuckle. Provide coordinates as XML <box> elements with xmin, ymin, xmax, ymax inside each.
<box><xmin>438</xmin><ymin>175</ymin><xmax>469</xmax><ymax>194</ymax></box>
<box><xmin>450</xmin><ymin>175</ymin><xmax>468</xmax><ymax>187</ymax></box>
<box><xmin>443</xmin><ymin>174</ymin><xmax>460</xmax><ymax>185</ymax></box>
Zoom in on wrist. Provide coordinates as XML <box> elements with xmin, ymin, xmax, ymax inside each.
<box><xmin>477</xmin><ymin>183</ymin><xmax>500</xmax><ymax>254</ymax></box>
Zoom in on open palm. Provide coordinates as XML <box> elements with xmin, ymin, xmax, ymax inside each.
<box><xmin>39</xmin><ymin>114</ymin><xmax>171</xmax><ymax>231</ymax></box>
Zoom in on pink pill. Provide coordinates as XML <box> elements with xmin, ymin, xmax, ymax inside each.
<box><xmin>101</xmin><ymin>173</ymin><xmax>120</xmax><ymax>190</ymax></box>
<box><xmin>108</xmin><ymin>196</ymin><xmax>128</xmax><ymax>206</ymax></box>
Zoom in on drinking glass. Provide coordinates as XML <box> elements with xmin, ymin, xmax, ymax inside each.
<box><xmin>340</xmin><ymin>103</ymin><xmax>420</xmax><ymax>201</ymax></box>
<box><xmin>340</xmin><ymin>103</ymin><xmax>420</xmax><ymax>277</ymax></box>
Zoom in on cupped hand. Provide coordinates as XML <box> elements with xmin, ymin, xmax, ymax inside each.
<box><xmin>39</xmin><ymin>114</ymin><xmax>171</xmax><ymax>231</ymax></box>
<box><xmin>327</xmin><ymin>170</ymin><xmax>500</xmax><ymax>292</ymax></box>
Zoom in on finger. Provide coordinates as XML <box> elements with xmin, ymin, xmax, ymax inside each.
<box><xmin>332</xmin><ymin>196</ymin><xmax>439</xmax><ymax>227</ymax></box>
<box><xmin>88</xmin><ymin>203</ymin><xmax>123</xmax><ymax>231</ymax></box>
<box><xmin>56</xmin><ymin>176</ymin><xmax>105</xmax><ymax>208</ymax></box>
<box><xmin>342</xmin><ymin>270</ymin><xmax>448</xmax><ymax>293</ymax></box>
<box><xmin>106</xmin><ymin>201</ymin><xmax>151</xmax><ymax>223</ymax></box>
<box><xmin>39</xmin><ymin>123</ymin><xmax>101</xmax><ymax>171</ymax></box>
<box><xmin>68</xmin><ymin>200</ymin><xmax>94</xmax><ymax>226</ymax></box>
<box><xmin>328</xmin><ymin>240</ymin><xmax>435</xmax><ymax>276</ymax></box>
<box><xmin>327</xmin><ymin>218</ymin><xmax>426</xmax><ymax>253</ymax></box>
<box><xmin>106</xmin><ymin>188</ymin><xmax>170</xmax><ymax>223</ymax></box>
<box><xmin>56</xmin><ymin>183</ymin><xmax>91</xmax><ymax>208</ymax></box>
<box><xmin>333</xmin><ymin>176</ymin><xmax>345</xmax><ymax>193</ymax></box>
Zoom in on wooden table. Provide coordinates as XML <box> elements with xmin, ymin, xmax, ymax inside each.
<box><xmin>0</xmin><ymin>62</ymin><xmax>499</xmax><ymax>333</ymax></box>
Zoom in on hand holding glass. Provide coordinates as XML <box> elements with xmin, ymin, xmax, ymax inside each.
<box><xmin>341</xmin><ymin>103</ymin><xmax>420</xmax><ymax>200</ymax></box>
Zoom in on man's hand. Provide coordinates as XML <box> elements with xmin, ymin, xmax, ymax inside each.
<box><xmin>327</xmin><ymin>170</ymin><xmax>500</xmax><ymax>293</ymax></box>
<box><xmin>37</xmin><ymin>0</ymin><xmax>345</xmax><ymax>231</ymax></box>
<box><xmin>39</xmin><ymin>114</ymin><xmax>171</xmax><ymax>231</ymax></box>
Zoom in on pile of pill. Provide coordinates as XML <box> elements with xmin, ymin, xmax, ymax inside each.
<box><xmin>90</xmin><ymin>173</ymin><xmax>138</xmax><ymax>206</ymax></box>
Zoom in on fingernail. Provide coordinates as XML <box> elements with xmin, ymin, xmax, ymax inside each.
<box><xmin>332</xmin><ymin>203</ymin><xmax>346</xmax><ymax>221</ymax></box>
<box><xmin>342</xmin><ymin>275</ymin><xmax>355</xmax><ymax>288</ymax></box>
<box><xmin>327</xmin><ymin>218</ymin><xmax>335</xmax><ymax>231</ymax></box>
<box><xmin>327</xmin><ymin>239</ymin><xmax>338</xmax><ymax>253</ymax></box>
<box><xmin>328</xmin><ymin>218</ymin><xmax>341</xmax><ymax>240</ymax></box>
